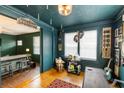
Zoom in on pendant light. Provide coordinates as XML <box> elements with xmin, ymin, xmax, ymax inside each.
<box><xmin>58</xmin><ymin>5</ymin><xmax>72</xmax><ymax>16</ymax></box>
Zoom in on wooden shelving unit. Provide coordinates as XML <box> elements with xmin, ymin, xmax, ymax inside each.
<box><xmin>102</xmin><ymin>27</ymin><xmax>112</xmax><ymax>59</ymax></box>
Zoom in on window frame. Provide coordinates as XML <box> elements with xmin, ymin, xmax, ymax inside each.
<box><xmin>64</xmin><ymin>32</ymin><xmax>78</xmax><ymax>57</ymax></box>
<box><xmin>64</xmin><ymin>30</ymin><xmax>97</xmax><ymax>61</ymax></box>
<box><xmin>33</xmin><ymin>36</ymin><xmax>40</xmax><ymax>55</ymax></box>
<box><xmin>79</xmin><ymin>30</ymin><xmax>97</xmax><ymax>61</ymax></box>
<box><xmin>17</xmin><ymin>40</ymin><xmax>23</xmax><ymax>46</ymax></box>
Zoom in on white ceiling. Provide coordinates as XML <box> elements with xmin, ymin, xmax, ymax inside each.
<box><xmin>0</xmin><ymin>15</ymin><xmax>40</xmax><ymax>35</ymax></box>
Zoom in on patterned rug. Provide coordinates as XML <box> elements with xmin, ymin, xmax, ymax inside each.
<box><xmin>48</xmin><ymin>79</ymin><xmax>80</xmax><ymax>88</ymax></box>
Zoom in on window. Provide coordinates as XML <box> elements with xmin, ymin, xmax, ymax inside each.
<box><xmin>33</xmin><ymin>36</ymin><xmax>40</xmax><ymax>55</ymax></box>
<box><xmin>64</xmin><ymin>32</ymin><xmax>78</xmax><ymax>56</ymax></box>
<box><xmin>80</xmin><ymin>30</ymin><xmax>97</xmax><ymax>60</ymax></box>
<box><xmin>17</xmin><ymin>40</ymin><xmax>22</xmax><ymax>46</ymax></box>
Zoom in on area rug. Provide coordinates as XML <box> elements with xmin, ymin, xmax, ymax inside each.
<box><xmin>48</xmin><ymin>79</ymin><xmax>80</xmax><ymax>88</ymax></box>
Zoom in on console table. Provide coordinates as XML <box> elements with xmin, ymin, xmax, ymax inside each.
<box><xmin>83</xmin><ymin>67</ymin><xmax>110</xmax><ymax>88</ymax></box>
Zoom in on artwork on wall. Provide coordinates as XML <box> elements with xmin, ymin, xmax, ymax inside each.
<box><xmin>115</xmin><ymin>28</ymin><xmax>119</xmax><ymax>37</ymax></box>
<box><xmin>114</xmin><ymin>24</ymin><xmax>124</xmax><ymax>77</ymax></box>
<box><xmin>115</xmin><ymin>49</ymin><xmax>120</xmax><ymax>64</ymax></box>
<box><xmin>102</xmin><ymin>27</ymin><xmax>111</xmax><ymax>59</ymax></box>
<box><xmin>114</xmin><ymin>63</ymin><xmax>119</xmax><ymax>77</ymax></box>
<box><xmin>115</xmin><ymin>38</ymin><xmax>119</xmax><ymax>48</ymax></box>
<box><xmin>118</xmin><ymin>26</ymin><xmax>123</xmax><ymax>42</ymax></box>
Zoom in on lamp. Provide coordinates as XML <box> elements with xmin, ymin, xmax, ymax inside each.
<box><xmin>26</xmin><ymin>48</ymin><xmax>30</xmax><ymax>60</ymax></box>
<box><xmin>58</xmin><ymin>5</ymin><xmax>72</xmax><ymax>16</ymax></box>
<box><xmin>26</xmin><ymin>48</ymin><xmax>30</xmax><ymax>53</ymax></box>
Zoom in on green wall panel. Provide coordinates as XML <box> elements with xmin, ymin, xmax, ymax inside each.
<box><xmin>16</xmin><ymin>32</ymin><xmax>40</xmax><ymax>63</ymax></box>
<box><xmin>0</xmin><ymin>34</ymin><xmax>16</xmax><ymax>57</ymax></box>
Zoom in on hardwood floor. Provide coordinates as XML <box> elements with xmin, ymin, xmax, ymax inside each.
<box><xmin>0</xmin><ymin>66</ymin><xmax>84</xmax><ymax>88</ymax></box>
<box><xmin>15</xmin><ymin>68</ymin><xmax>84</xmax><ymax>88</ymax></box>
<box><xmin>41</xmin><ymin>68</ymin><xmax>84</xmax><ymax>88</ymax></box>
<box><xmin>0</xmin><ymin>64</ymin><xmax>40</xmax><ymax>88</ymax></box>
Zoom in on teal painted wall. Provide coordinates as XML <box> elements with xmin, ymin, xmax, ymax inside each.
<box><xmin>16</xmin><ymin>32</ymin><xmax>40</xmax><ymax>63</ymax></box>
<box><xmin>41</xmin><ymin>28</ymin><xmax>58</xmax><ymax>72</ymax></box>
<box><xmin>113</xmin><ymin>8</ymin><xmax>124</xmax><ymax>87</ymax></box>
<box><xmin>58</xmin><ymin>20</ymin><xmax>114</xmax><ymax>71</ymax></box>
<box><xmin>0</xmin><ymin>34</ymin><xmax>16</xmax><ymax>57</ymax></box>
<box><xmin>0</xmin><ymin>5</ymin><xmax>58</xmax><ymax>73</ymax></box>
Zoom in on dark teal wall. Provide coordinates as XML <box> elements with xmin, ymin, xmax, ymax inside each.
<box><xmin>58</xmin><ymin>20</ymin><xmax>114</xmax><ymax>71</ymax></box>
<box><xmin>113</xmin><ymin>8</ymin><xmax>124</xmax><ymax>87</ymax></box>
<box><xmin>0</xmin><ymin>34</ymin><xmax>16</xmax><ymax>57</ymax></box>
<box><xmin>16</xmin><ymin>32</ymin><xmax>40</xmax><ymax>63</ymax></box>
<box><xmin>40</xmin><ymin>28</ymin><xmax>58</xmax><ymax>72</ymax></box>
<box><xmin>0</xmin><ymin>6</ymin><xmax>58</xmax><ymax>73</ymax></box>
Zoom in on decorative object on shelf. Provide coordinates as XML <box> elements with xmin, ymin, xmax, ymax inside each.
<box><xmin>74</xmin><ymin>31</ymin><xmax>84</xmax><ymax>43</ymax></box>
<box><xmin>55</xmin><ymin>57</ymin><xmax>65</xmax><ymax>72</ymax></box>
<box><xmin>115</xmin><ymin>38</ymin><xmax>119</xmax><ymax>48</ymax></box>
<box><xmin>115</xmin><ymin>28</ymin><xmax>119</xmax><ymax>37</ymax></box>
<box><xmin>118</xmin><ymin>26</ymin><xmax>123</xmax><ymax>42</ymax></box>
<box><xmin>58</xmin><ymin>5</ymin><xmax>72</xmax><ymax>16</ymax></box>
<box><xmin>17</xmin><ymin>17</ymin><xmax>40</xmax><ymax>31</ymax></box>
<box><xmin>102</xmin><ymin>27</ymin><xmax>111</xmax><ymax>58</ymax></box>
<box><xmin>67</xmin><ymin>61</ymin><xmax>81</xmax><ymax>75</ymax></box>
<box><xmin>115</xmin><ymin>49</ymin><xmax>120</xmax><ymax>64</ymax></box>
<box><xmin>121</xmin><ymin>40</ymin><xmax>124</xmax><ymax>57</ymax></box>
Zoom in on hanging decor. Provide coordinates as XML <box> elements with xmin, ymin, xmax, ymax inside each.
<box><xmin>17</xmin><ymin>17</ymin><xmax>39</xmax><ymax>29</ymax></box>
<box><xmin>74</xmin><ymin>31</ymin><xmax>84</xmax><ymax>43</ymax></box>
<box><xmin>102</xmin><ymin>27</ymin><xmax>111</xmax><ymax>59</ymax></box>
<box><xmin>58</xmin><ymin>5</ymin><xmax>72</xmax><ymax>16</ymax></box>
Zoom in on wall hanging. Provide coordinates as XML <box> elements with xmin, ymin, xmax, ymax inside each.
<box><xmin>102</xmin><ymin>27</ymin><xmax>111</xmax><ymax>59</ymax></box>
<box><xmin>74</xmin><ymin>31</ymin><xmax>84</xmax><ymax>43</ymax></box>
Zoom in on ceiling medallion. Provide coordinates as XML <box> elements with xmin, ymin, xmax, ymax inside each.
<box><xmin>58</xmin><ymin>5</ymin><xmax>72</xmax><ymax>16</ymax></box>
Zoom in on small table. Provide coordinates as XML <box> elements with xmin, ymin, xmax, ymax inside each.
<box><xmin>83</xmin><ymin>67</ymin><xmax>110</xmax><ymax>88</ymax></box>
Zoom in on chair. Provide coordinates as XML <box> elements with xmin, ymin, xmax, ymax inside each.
<box><xmin>16</xmin><ymin>61</ymin><xmax>22</xmax><ymax>71</ymax></box>
<box><xmin>1</xmin><ymin>62</ymin><xmax>13</xmax><ymax>77</ymax></box>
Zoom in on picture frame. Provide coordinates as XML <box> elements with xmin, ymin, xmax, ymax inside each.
<box><xmin>115</xmin><ymin>37</ymin><xmax>119</xmax><ymax>48</ymax></box>
<box><xmin>115</xmin><ymin>28</ymin><xmax>118</xmax><ymax>37</ymax></box>
<box><xmin>118</xmin><ymin>34</ymin><xmax>123</xmax><ymax>42</ymax></box>
<box><xmin>114</xmin><ymin>63</ymin><xmax>119</xmax><ymax>77</ymax></box>
<box><xmin>115</xmin><ymin>49</ymin><xmax>120</xmax><ymax>64</ymax></box>
<box><xmin>118</xmin><ymin>25</ymin><xmax>123</xmax><ymax>34</ymax></box>
<box><xmin>102</xmin><ymin>27</ymin><xmax>111</xmax><ymax>58</ymax></box>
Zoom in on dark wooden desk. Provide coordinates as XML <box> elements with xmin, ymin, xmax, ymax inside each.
<box><xmin>83</xmin><ymin>67</ymin><xmax>110</xmax><ymax>88</ymax></box>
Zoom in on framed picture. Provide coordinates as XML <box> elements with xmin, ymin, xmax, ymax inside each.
<box><xmin>118</xmin><ymin>34</ymin><xmax>123</xmax><ymax>42</ymax></box>
<box><xmin>119</xmin><ymin>26</ymin><xmax>123</xmax><ymax>34</ymax></box>
<box><xmin>115</xmin><ymin>38</ymin><xmax>119</xmax><ymax>48</ymax></box>
<box><xmin>115</xmin><ymin>28</ymin><xmax>118</xmax><ymax>37</ymax></box>
<box><xmin>115</xmin><ymin>49</ymin><xmax>120</xmax><ymax>64</ymax></box>
<box><xmin>102</xmin><ymin>27</ymin><xmax>111</xmax><ymax>58</ymax></box>
<box><xmin>114</xmin><ymin>63</ymin><xmax>119</xmax><ymax>77</ymax></box>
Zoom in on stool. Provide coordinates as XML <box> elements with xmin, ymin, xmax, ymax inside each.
<box><xmin>16</xmin><ymin>61</ymin><xmax>22</xmax><ymax>71</ymax></box>
<box><xmin>1</xmin><ymin>62</ymin><xmax>13</xmax><ymax>77</ymax></box>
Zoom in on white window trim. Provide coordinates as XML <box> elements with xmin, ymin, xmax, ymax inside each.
<box><xmin>33</xmin><ymin>36</ymin><xmax>40</xmax><ymax>55</ymax></box>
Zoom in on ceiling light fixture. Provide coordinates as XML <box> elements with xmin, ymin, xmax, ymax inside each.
<box><xmin>58</xmin><ymin>5</ymin><xmax>72</xmax><ymax>16</ymax></box>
